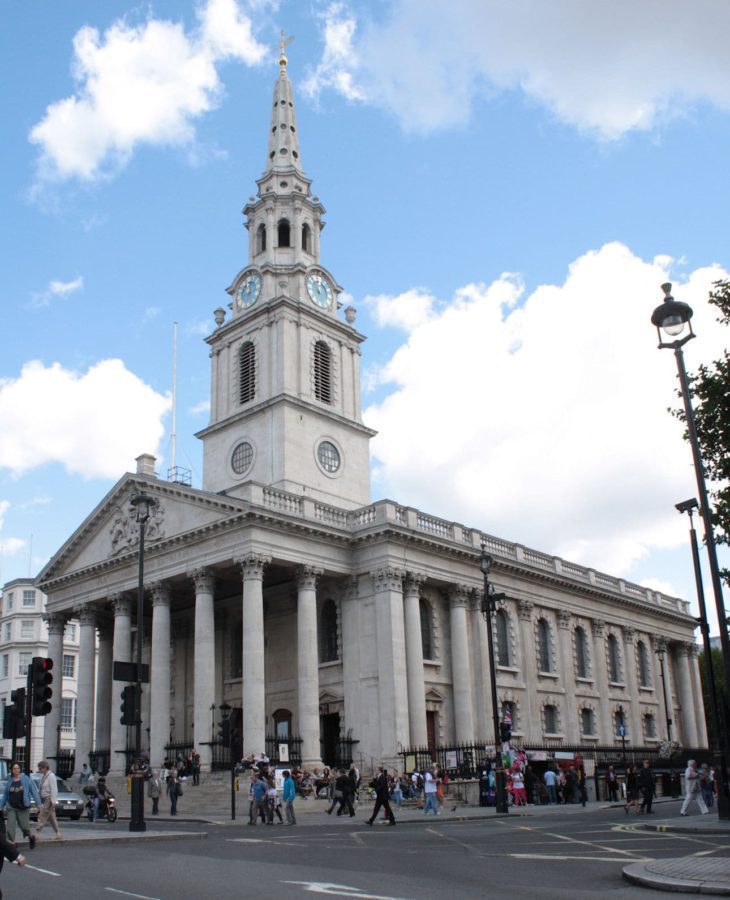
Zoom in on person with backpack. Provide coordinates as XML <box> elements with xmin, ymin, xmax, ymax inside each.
<box><xmin>411</xmin><ymin>770</ymin><xmax>424</xmax><ymax>803</ymax></box>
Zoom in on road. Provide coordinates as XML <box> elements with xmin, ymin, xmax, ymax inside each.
<box><xmin>3</xmin><ymin>805</ymin><xmax>728</xmax><ymax>899</ymax></box>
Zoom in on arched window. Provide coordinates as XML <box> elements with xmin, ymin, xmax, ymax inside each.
<box><xmin>575</xmin><ymin>626</ymin><xmax>589</xmax><ymax>678</ymax></box>
<box><xmin>614</xmin><ymin>707</ymin><xmax>627</xmax><ymax>738</ymax></box>
<box><xmin>496</xmin><ymin>609</ymin><xmax>511</xmax><ymax>666</ymax></box>
<box><xmin>302</xmin><ymin>222</ymin><xmax>311</xmax><ymax>252</ymax></box>
<box><xmin>643</xmin><ymin>713</ymin><xmax>656</xmax><ymax>739</ymax></box>
<box><xmin>239</xmin><ymin>341</ymin><xmax>256</xmax><ymax>403</ymax></box>
<box><xmin>544</xmin><ymin>705</ymin><xmax>558</xmax><ymax>734</ymax></box>
<box><xmin>257</xmin><ymin>223</ymin><xmax>266</xmax><ymax>253</ymax></box>
<box><xmin>637</xmin><ymin>640</ymin><xmax>650</xmax><ymax>687</ymax></box>
<box><xmin>319</xmin><ymin>600</ymin><xmax>338</xmax><ymax>663</ymax></box>
<box><xmin>537</xmin><ymin>618</ymin><xmax>552</xmax><ymax>672</ymax></box>
<box><xmin>313</xmin><ymin>340</ymin><xmax>333</xmax><ymax>403</ymax></box>
<box><xmin>273</xmin><ymin>708</ymin><xmax>292</xmax><ymax>739</ymax></box>
<box><xmin>419</xmin><ymin>598</ymin><xmax>433</xmax><ymax>660</ymax></box>
<box><xmin>503</xmin><ymin>701</ymin><xmax>517</xmax><ymax>733</ymax></box>
<box><xmin>277</xmin><ymin>218</ymin><xmax>290</xmax><ymax>247</ymax></box>
<box><xmin>581</xmin><ymin>708</ymin><xmax>595</xmax><ymax>735</ymax></box>
<box><xmin>608</xmin><ymin>634</ymin><xmax>622</xmax><ymax>683</ymax></box>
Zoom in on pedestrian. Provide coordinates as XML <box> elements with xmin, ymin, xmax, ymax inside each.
<box><xmin>364</xmin><ymin>767</ymin><xmax>396</xmax><ymax>826</ymax></box>
<box><xmin>335</xmin><ymin>768</ymin><xmax>355</xmax><ymax>817</ymax></box>
<box><xmin>700</xmin><ymin>764</ymin><xmax>714</xmax><ymax>810</ymax></box>
<box><xmin>248</xmin><ymin>773</ymin><xmax>270</xmax><ymax>825</ymax></box>
<box><xmin>605</xmin><ymin>766</ymin><xmax>619</xmax><ymax>802</ymax></box>
<box><xmin>167</xmin><ymin>768</ymin><xmax>182</xmax><ymax>816</ymax></box>
<box><xmin>411</xmin><ymin>769</ymin><xmax>423</xmax><ymax>805</ymax></box>
<box><xmin>637</xmin><ymin>759</ymin><xmax>656</xmax><ymax>814</ymax></box>
<box><xmin>0</xmin><ymin>763</ymin><xmax>40</xmax><ymax>847</ymax></box>
<box><xmin>147</xmin><ymin>769</ymin><xmax>162</xmax><ymax>815</ymax></box>
<box><xmin>511</xmin><ymin>767</ymin><xmax>528</xmax><ymax>807</ymax></box>
<box><xmin>544</xmin><ymin>767</ymin><xmax>557</xmax><ymax>804</ymax></box>
<box><xmin>78</xmin><ymin>763</ymin><xmax>90</xmax><ymax>785</ymax></box>
<box><xmin>282</xmin><ymin>770</ymin><xmax>297</xmax><ymax>825</ymax></box>
<box><xmin>34</xmin><ymin>760</ymin><xmax>62</xmax><ymax>841</ymax></box>
<box><xmin>624</xmin><ymin>765</ymin><xmax>639</xmax><ymax>815</ymax></box>
<box><xmin>267</xmin><ymin>778</ymin><xmax>283</xmax><ymax>823</ymax></box>
<box><xmin>680</xmin><ymin>759</ymin><xmax>709</xmax><ymax>816</ymax></box>
<box><xmin>191</xmin><ymin>749</ymin><xmax>201</xmax><ymax>786</ymax></box>
<box><xmin>391</xmin><ymin>772</ymin><xmax>403</xmax><ymax>808</ymax></box>
<box><xmin>423</xmin><ymin>765</ymin><xmax>440</xmax><ymax>816</ymax></box>
<box><xmin>0</xmin><ymin>827</ymin><xmax>26</xmax><ymax>900</ymax></box>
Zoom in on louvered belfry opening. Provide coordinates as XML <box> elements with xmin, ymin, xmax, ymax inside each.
<box><xmin>314</xmin><ymin>340</ymin><xmax>332</xmax><ymax>403</ymax></box>
<box><xmin>239</xmin><ymin>341</ymin><xmax>256</xmax><ymax>403</ymax></box>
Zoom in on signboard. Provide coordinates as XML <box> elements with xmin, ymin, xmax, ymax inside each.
<box><xmin>526</xmin><ymin>750</ymin><xmax>548</xmax><ymax>762</ymax></box>
<box><xmin>113</xmin><ymin>661</ymin><xmax>150</xmax><ymax>683</ymax></box>
<box><xmin>278</xmin><ymin>743</ymin><xmax>290</xmax><ymax>763</ymax></box>
<box><xmin>445</xmin><ymin>750</ymin><xmax>458</xmax><ymax>769</ymax></box>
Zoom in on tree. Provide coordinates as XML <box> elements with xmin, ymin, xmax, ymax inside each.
<box><xmin>675</xmin><ymin>279</ymin><xmax>730</xmax><ymax>586</ymax></box>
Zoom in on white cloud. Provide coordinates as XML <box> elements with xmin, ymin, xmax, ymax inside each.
<box><xmin>189</xmin><ymin>399</ymin><xmax>211</xmax><ymax>416</ymax></box>
<box><xmin>0</xmin><ymin>359</ymin><xmax>171</xmax><ymax>478</ymax></box>
<box><xmin>0</xmin><ymin>538</ymin><xmax>25</xmax><ymax>558</ymax></box>
<box><xmin>310</xmin><ymin>0</ymin><xmax>730</xmax><ymax>138</ymax></box>
<box><xmin>365</xmin><ymin>287</ymin><xmax>436</xmax><ymax>332</ymax></box>
<box><xmin>29</xmin><ymin>0</ymin><xmax>268</xmax><ymax>183</ymax></box>
<box><xmin>364</xmin><ymin>242</ymin><xmax>729</xmax><ymax>577</ymax></box>
<box><xmin>640</xmin><ymin>577</ymin><xmax>679</xmax><ymax>597</ymax></box>
<box><xmin>31</xmin><ymin>275</ymin><xmax>84</xmax><ymax>308</ymax></box>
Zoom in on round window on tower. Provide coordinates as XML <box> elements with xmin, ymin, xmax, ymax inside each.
<box><xmin>231</xmin><ymin>441</ymin><xmax>254</xmax><ymax>475</ymax></box>
<box><xmin>316</xmin><ymin>440</ymin><xmax>341</xmax><ymax>474</ymax></box>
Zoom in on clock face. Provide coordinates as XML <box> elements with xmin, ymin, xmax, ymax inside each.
<box><xmin>306</xmin><ymin>271</ymin><xmax>333</xmax><ymax>309</ymax></box>
<box><xmin>235</xmin><ymin>272</ymin><xmax>262</xmax><ymax>309</ymax></box>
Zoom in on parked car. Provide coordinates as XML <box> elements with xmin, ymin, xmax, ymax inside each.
<box><xmin>0</xmin><ymin>774</ymin><xmax>84</xmax><ymax>820</ymax></box>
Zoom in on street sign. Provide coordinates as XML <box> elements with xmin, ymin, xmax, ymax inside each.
<box><xmin>113</xmin><ymin>661</ymin><xmax>150</xmax><ymax>683</ymax></box>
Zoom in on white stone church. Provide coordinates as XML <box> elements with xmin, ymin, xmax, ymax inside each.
<box><xmin>36</xmin><ymin>52</ymin><xmax>705</xmax><ymax>775</ymax></box>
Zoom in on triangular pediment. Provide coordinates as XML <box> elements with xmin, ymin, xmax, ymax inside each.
<box><xmin>36</xmin><ymin>473</ymin><xmax>247</xmax><ymax>588</ymax></box>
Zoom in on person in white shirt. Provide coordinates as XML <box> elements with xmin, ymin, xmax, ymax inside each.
<box><xmin>423</xmin><ymin>766</ymin><xmax>440</xmax><ymax>816</ymax></box>
<box><xmin>680</xmin><ymin>760</ymin><xmax>709</xmax><ymax>816</ymax></box>
<box><xmin>35</xmin><ymin>760</ymin><xmax>62</xmax><ymax>841</ymax></box>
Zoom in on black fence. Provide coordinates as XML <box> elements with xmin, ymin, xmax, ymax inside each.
<box><xmin>89</xmin><ymin>749</ymin><xmax>110</xmax><ymax>776</ymax></box>
<box><xmin>49</xmin><ymin>750</ymin><xmax>75</xmax><ymax>780</ymax></box>
<box><xmin>164</xmin><ymin>741</ymin><xmax>194</xmax><ymax>765</ymax></box>
<box><xmin>322</xmin><ymin>738</ymin><xmax>359</xmax><ymax>769</ymax></box>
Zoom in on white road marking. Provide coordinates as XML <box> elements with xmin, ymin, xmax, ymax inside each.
<box><xmin>105</xmin><ymin>890</ymin><xmax>162</xmax><ymax>900</ymax></box>
<box><xmin>509</xmin><ymin>854</ymin><xmax>651</xmax><ymax>863</ymax></box>
<box><xmin>22</xmin><ymin>862</ymin><xmax>62</xmax><ymax>876</ymax></box>
<box><xmin>284</xmin><ymin>882</ymin><xmax>411</xmax><ymax>899</ymax></box>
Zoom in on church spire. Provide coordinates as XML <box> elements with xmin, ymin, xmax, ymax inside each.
<box><xmin>264</xmin><ymin>31</ymin><xmax>305</xmax><ymax>180</ymax></box>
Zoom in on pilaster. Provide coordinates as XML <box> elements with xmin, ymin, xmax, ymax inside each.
<box><xmin>403</xmin><ymin>572</ymin><xmax>428</xmax><ymax>747</ymax></box>
<box><xmin>238</xmin><ymin>554</ymin><xmax>271</xmax><ymax>758</ymax></box>
<box><xmin>190</xmin><ymin>567</ymin><xmax>216</xmax><ymax>771</ymax></box>
<box><xmin>296</xmin><ymin>565</ymin><xmax>323</xmax><ymax>767</ymax></box>
<box><xmin>449</xmin><ymin>583</ymin><xmax>475</xmax><ymax>743</ymax></box>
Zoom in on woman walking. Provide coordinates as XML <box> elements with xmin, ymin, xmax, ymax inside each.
<box><xmin>0</xmin><ymin>763</ymin><xmax>40</xmax><ymax>847</ymax></box>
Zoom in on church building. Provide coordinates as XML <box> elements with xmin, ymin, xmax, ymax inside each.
<box><xmin>36</xmin><ymin>50</ymin><xmax>705</xmax><ymax>776</ymax></box>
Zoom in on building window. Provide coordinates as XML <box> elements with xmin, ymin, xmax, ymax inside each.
<box><xmin>231</xmin><ymin>441</ymin><xmax>254</xmax><ymax>476</ymax></box>
<box><xmin>20</xmin><ymin>620</ymin><xmax>34</xmax><ymax>639</ymax></box>
<box><xmin>302</xmin><ymin>222</ymin><xmax>311</xmax><ymax>253</ymax></box>
<box><xmin>2</xmin><ymin>655</ymin><xmax>8</xmax><ymax>678</ymax></box>
<box><xmin>3</xmin><ymin>623</ymin><xmax>11</xmax><ymax>642</ymax></box>
<box><xmin>575</xmin><ymin>626</ymin><xmax>589</xmax><ymax>678</ymax></box>
<box><xmin>637</xmin><ymin>640</ymin><xmax>650</xmax><ymax>687</ymax></box>
<box><xmin>313</xmin><ymin>340</ymin><xmax>333</xmax><ymax>403</ymax></box>
<box><xmin>256</xmin><ymin>223</ymin><xmax>266</xmax><ymax>253</ymax></box>
<box><xmin>5</xmin><ymin>593</ymin><xmax>12</xmax><ymax>611</ymax></box>
<box><xmin>608</xmin><ymin>634</ymin><xmax>622</xmax><ymax>683</ymax></box>
<box><xmin>22</xmin><ymin>590</ymin><xmax>36</xmax><ymax>607</ymax></box>
<box><xmin>65</xmin><ymin>624</ymin><xmax>76</xmax><ymax>641</ymax></box>
<box><xmin>60</xmin><ymin>698</ymin><xmax>77</xmax><ymax>730</ymax></box>
<box><xmin>18</xmin><ymin>652</ymin><xmax>32</xmax><ymax>676</ymax></box>
<box><xmin>316</xmin><ymin>441</ymin><xmax>341</xmax><ymax>473</ymax></box>
<box><xmin>277</xmin><ymin>218</ymin><xmax>290</xmax><ymax>247</ymax></box>
<box><xmin>419</xmin><ymin>598</ymin><xmax>433</xmax><ymax>660</ymax></box>
<box><xmin>615</xmin><ymin>707</ymin><xmax>627</xmax><ymax>738</ymax></box>
<box><xmin>62</xmin><ymin>654</ymin><xmax>75</xmax><ymax>679</ymax></box>
<box><xmin>496</xmin><ymin>609</ymin><xmax>511</xmax><ymax>666</ymax></box>
<box><xmin>239</xmin><ymin>341</ymin><xmax>256</xmax><ymax>404</ymax></box>
<box><xmin>537</xmin><ymin>618</ymin><xmax>552</xmax><ymax>672</ymax></box>
<box><xmin>503</xmin><ymin>701</ymin><xmax>517</xmax><ymax>732</ymax></box>
<box><xmin>273</xmin><ymin>708</ymin><xmax>291</xmax><ymax>739</ymax></box>
<box><xmin>644</xmin><ymin>713</ymin><xmax>656</xmax><ymax>739</ymax></box>
<box><xmin>544</xmin><ymin>704</ymin><xmax>558</xmax><ymax>734</ymax></box>
<box><xmin>581</xmin><ymin>708</ymin><xmax>595</xmax><ymax>735</ymax></box>
<box><xmin>318</xmin><ymin>600</ymin><xmax>338</xmax><ymax>663</ymax></box>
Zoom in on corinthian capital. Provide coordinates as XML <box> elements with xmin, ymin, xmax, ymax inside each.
<box><xmin>189</xmin><ymin>567</ymin><xmax>215</xmax><ymax>593</ymax></box>
<box><xmin>296</xmin><ymin>565</ymin><xmax>323</xmax><ymax>591</ymax></box>
<box><xmin>370</xmin><ymin>567</ymin><xmax>403</xmax><ymax>592</ymax></box>
<box><xmin>237</xmin><ymin>554</ymin><xmax>271</xmax><ymax>581</ymax></box>
<box><xmin>448</xmin><ymin>583</ymin><xmax>471</xmax><ymax>609</ymax></box>
<box><xmin>403</xmin><ymin>572</ymin><xmax>426</xmax><ymax>598</ymax></box>
<box><xmin>43</xmin><ymin>612</ymin><xmax>67</xmax><ymax>636</ymax></box>
<box><xmin>75</xmin><ymin>603</ymin><xmax>97</xmax><ymax>627</ymax></box>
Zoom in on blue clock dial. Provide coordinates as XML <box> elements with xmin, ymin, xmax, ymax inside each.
<box><xmin>235</xmin><ymin>272</ymin><xmax>262</xmax><ymax>309</ymax></box>
<box><xmin>306</xmin><ymin>272</ymin><xmax>333</xmax><ymax>308</ymax></box>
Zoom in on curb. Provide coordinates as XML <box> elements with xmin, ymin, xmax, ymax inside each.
<box><xmin>623</xmin><ymin>861</ymin><xmax>730</xmax><ymax>896</ymax></box>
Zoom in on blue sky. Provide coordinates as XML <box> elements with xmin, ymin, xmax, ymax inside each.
<box><xmin>1</xmin><ymin>1</ymin><xmax>728</xmax><ymax>629</ymax></box>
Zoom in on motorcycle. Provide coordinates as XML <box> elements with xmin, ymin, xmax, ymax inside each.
<box><xmin>84</xmin><ymin>794</ymin><xmax>118</xmax><ymax>823</ymax></box>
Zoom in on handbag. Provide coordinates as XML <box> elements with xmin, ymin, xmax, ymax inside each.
<box><xmin>175</xmin><ymin>782</ymin><xmax>183</xmax><ymax>798</ymax></box>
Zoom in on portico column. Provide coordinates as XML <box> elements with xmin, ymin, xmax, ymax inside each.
<box><xmin>557</xmin><ymin>611</ymin><xmax>578</xmax><ymax>742</ymax></box>
<box><xmin>190</xmin><ymin>568</ymin><xmax>216</xmax><ymax>772</ymax></box>
<box><xmin>75</xmin><ymin>604</ymin><xmax>96</xmax><ymax>776</ymax></box>
<box><xmin>42</xmin><ymin>613</ymin><xmax>66</xmax><ymax>764</ymax></box>
<box><xmin>471</xmin><ymin>590</ymin><xmax>491</xmax><ymax>741</ymax></box>
<box><xmin>689</xmin><ymin>645</ymin><xmax>709</xmax><ymax>747</ymax></box>
<box><xmin>109</xmin><ymin>596</ymin><xmax>132</xmax><ymax>774</ymax></box>
<box><xmin>239</xmin><ymin>554</ymin><xmax>270</xmax><ymax>759</ymax></box>
<box><xmin>296</xmin><ymin>566</ymin><xmax>323</xmax><ymax>768</ymax></box>
<box><xmin>403</xmin><ymin>572</ymin><xmax>428</xmax><ymax>747</ymax></box>
<box><xmin>518</xmin><ymin>599</ymin><xmax>537</xmax><ymax>740</ymax></box>
<box><xmin>677</xmin><ymin>642</ymin><xmax>699</xmax><ymax>747</ymax></box>
<box><xmin>449</xmin><ymin>584</ymin><xmax>474</xmax><ymax>743</ymax></box>
<box><xmin>591</xmin><ymin>619</ymin><xmax>613</xmax><ymax>743</ymax></box>
<box><xmin>149</xmin><ymin>582</ymin><xmax>171</xmax><ymax>768</ymax></box>
<box><xmin>370</xmin><ymin>568</ymin><xmax>410</xmax><ymax>764</ymax></box>
<box><xmin>94</xmin><ymin>621</ymin><xmax>113</xmax><ymax>753</ymax></box>
<box><xmin>622</xmin><ymin>626</ymin><xmax>642</xmax><ymax>744</ymax></box>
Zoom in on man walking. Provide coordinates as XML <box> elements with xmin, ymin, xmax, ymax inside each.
<box><xmin>147</xmin><ymin>769</ymin><xmax>162</xmax><ymax>815</ymax></box>
<box><xmin>680</xmin><ymin>759</ymin><xmax>709</xmax><ymax>816</ymax></box>
<box><xmin>364</xmin><ymin>767</ymin><xmax>395</xmax><ymax>826</ymax></box>
<box><xmin>34</xmin><ymin>760</ymin><xmax>62</xmax><ymax>841</ymax></box>
<box><xmin>283</xmin><ymin>769</ymin><xmax>297</xmax><ymax>825</ymax></box>
<box><xmin>544</xmin><ymin>767</ymin><xmax>557</xmax><ymax>804</ymax></box>
<box><xmin>637</xmin><ymin>759</ymin><xmax>656</xmax><ymax>814</ymax></box>
<box><xmin>423</xmin><ymin>765</ymin><xmax>440</xmax><ymax>816</ymax></box>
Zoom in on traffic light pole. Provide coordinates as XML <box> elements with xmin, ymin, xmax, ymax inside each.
<box><xmin>24</xmin><ymin>667</ymin><xmax>33</xmax><ymax>775</ymax></box>
<box><xmin>129</xmin><ymin>506</ymin><xmax>147</xmax><ymax>833</ymax></box>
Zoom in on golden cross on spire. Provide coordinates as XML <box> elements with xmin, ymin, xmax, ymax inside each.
<box><xmin>279</xmin><ymin>30</ymin><xmax>294</xmax><ymax>76</ymax></box>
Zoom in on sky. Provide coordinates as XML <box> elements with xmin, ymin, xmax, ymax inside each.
<box><xmin>1</xmin><ymin>0</ymin><xmax>729</xmax><ymax>631</ymax></box>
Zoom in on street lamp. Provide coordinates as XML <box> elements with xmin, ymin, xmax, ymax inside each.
<box><xmin>655</xmin><ymin>639</ymin><xmax>673</xmax><ymax>741</ymax></box>
<box><xmin>129</xmin><ymin>490</ymin><xmax>155</xmax><ymax>833</ymax></box>
<box><xmin>218</xmin><ymin>701</ymin><xmax>236</xmax><ymax>820</ymax></box>
<box><xmin>480</xmin><ymin>542</ymin><xmax>509</xmax><ymax>815</ymax></box>
<box><xmin>651</xmin><ymin>283</ymin><xmax>730</xmax><ymax>820</ymax></box>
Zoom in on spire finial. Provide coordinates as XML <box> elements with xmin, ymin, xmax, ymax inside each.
<box><xmin>279</xmin><ymin>30</ymin><xmax>294</xmax><ymax>76</ymax></box>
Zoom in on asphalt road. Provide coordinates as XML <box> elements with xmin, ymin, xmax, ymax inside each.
<box><xmin>3</xmin><ymin>805</ymin><xmax>729</xmax><ymax>899</ymax></box>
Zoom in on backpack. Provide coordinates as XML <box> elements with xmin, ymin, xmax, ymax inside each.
<box><xmin>416</xmin><ymin>774</ymin><xmax>424</xmax><ymax>790</ymax></box>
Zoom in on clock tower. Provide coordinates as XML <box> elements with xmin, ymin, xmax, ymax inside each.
<box><xmin>197</xmin><ymin>45</ymin><xmax>375</xmax><ymax>508</ymax></box>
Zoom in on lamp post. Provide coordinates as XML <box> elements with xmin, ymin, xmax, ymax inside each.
<box><xmin>129</xmin><ymin>490</ymin><xmax>155</xmax><ymax>833</ymax></box>
<box><xmin>651</xmin><ymin>283</ymin><xmax>730</xmax><ymax>820</ymax></box>
<box><xmin>480</xmin><ymin>542</ymin><xmax>509</xmax><ymax>815</ymax></box>
<box><xmin>655</xmin><ymin>639</ymin><xmax>673</xmax><ymax>741</ymax></box>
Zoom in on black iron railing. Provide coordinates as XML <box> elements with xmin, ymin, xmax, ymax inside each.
<box><xmin>321</xmin><ymin>737</ymin><xmax>359</xmax><ymax>769</ymax></box>
<box><xmin>89</xmin><ymin>749</ymin><xmax>110</xmax><ymax>776</ymax></box>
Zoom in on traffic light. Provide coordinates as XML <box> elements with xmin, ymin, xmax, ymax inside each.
<box><xmin>218</xmin><ymin>718</ymin><xmax>230</xmax><ymax>745</ymax></box>
<box><xmin>3</xmin><ymin>688</ymin><xmax>26</xmax><ymax>739</ymax></box>
<box><xmin>30</xmin><ymin>657</ymin><xmax>53</xmax><ymax>717</ymax></box>
<box><xmin>120</xmin><ymin>685</ymin><xmax>139</xmax><ymax>726</ymax></box>
<box><xmin>499</xmin><ymin>721</ymin><xmax>511</xmax><ymax>744</ymax></box>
